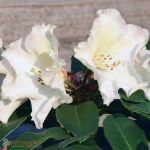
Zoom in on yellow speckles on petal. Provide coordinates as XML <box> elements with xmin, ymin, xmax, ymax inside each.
<box><xmin>31</xmin><ymin>67</ymin><xmax>45</xmax><ymax>85</ymax></box>
<box><xmin>92</xmin><ymin>51</ymin><xmax>121</xmax><ymax>70</ymax></box>
<box><xmin>31</xmin><ymin>67</ymin><xmax>41</xmax><ymax>75</ymax></box>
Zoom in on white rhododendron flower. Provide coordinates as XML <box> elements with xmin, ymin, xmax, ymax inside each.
<box><xmin>74</xmin><ymin>9</ymin><xmax>149</xmax><ymax>105</ymax></box>
<box><xmin>0</xmin><ymin>24</ymin><xmax>72</xmax><ymax>128</ymax></box>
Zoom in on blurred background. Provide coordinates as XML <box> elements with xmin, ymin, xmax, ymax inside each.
<box><xmin>0</xmin><ymin>0</ymin><xmax>149</xmax><ymax>69</ymax></box>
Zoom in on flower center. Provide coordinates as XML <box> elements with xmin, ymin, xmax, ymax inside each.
<box><xmin>92</xmin><ymin>53</ymin><xmax>121</xmax><ymax>70</ymax></box>
<box><xmin>31</xmin><ymin>67</ymin><xmax>45</xmax><ymax>85</ymax></box>
<box><xmin>31</xmin><ymin>67</ymin><xmax>67</xmax><ymax>85</ymax></box>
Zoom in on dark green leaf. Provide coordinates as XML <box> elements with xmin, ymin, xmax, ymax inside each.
<box><xmin>44</xmin><ymin>145</ymin><xmax>102</xmax><ymax>150</ymax></box>
<box><xmin>10</xmin><ymin>127</ymin><xmax>69</xmax><ymax>150</ymax></box>
<box><xmin>146</xmin><ymin>39</ymin><xmax>150</xmax><ymax>49</ymax></box>
<box><xmin>56</xmin><ymin>101</ymin><xmax>99</xmax><ymax>138</ymax></box>
<box><xmin>0</xmin><ymin>114</ymin><xmax>27</xmax><ymax>141</ymax></box>
<box><xmin>121</xmin><ymin>99</ymin><xmax>150</xmax><ymax>117</ymax></box>
<box><xmin>71</xmin><ymin>56</ymin><xmax>87</xmax><ymax>73</ymax></box>
<box><xmin>58</xmin><ymin>136</ymin><xmax>83</xmax><ymax>147</ymax></box>
<box><xmin>128</xmin><ymin>90</ymin><xmax>147</xmax><ymax>103</ymax></box>
<box><xmin>119</xmin><ymin>89</ymin><xmax>147</xmax><ymax>103</ymax></box>
<box><xmin>118</xmin><ymin>88</ymin><xmax>128</xmax><ymax>100</ymax></box>
<box><xmin>103</xmin><ymin>114</ymin><xmax>148</xmax><ymax>150</ymax></box>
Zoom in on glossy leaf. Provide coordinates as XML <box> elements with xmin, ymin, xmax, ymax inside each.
<box><xmin>56</xmin><ymin>101</ymin><xmax>99</xmax><ymax>138</ymax></box>
<box><xmin>121</xmin><ymin>99</ymin><xmax>150</xmax><ymax>120</ymax></box>
<box><xmin>128</xmin><ymin>90</ymin><xmax>147</xmax><ymax>103</ymax></box>
<box><xmin>119</xmin><ymin>89</ymin><xmax>147</xmax><ymax>103</ymax></box>
<box><xmin>103</xmin><ymin>114</ymin><xmax>148</xmax><ymax>150</ymax></box>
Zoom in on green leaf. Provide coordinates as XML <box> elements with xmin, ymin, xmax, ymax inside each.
<box><xmin>58</xmin><ymin>135</ymin><xmax>96</xmax><ymax>148</ymax></box>
<box><xmin>44</xmin><ymin>145</ymin><xmax>102</xmax><ymax>150</ymax></box>
<box><xmin>103</xmin><ymin>114</ymin><xmax>148</xmax><ymax>150</ymax></box>
<box><xmin>71</xmin><ymin>56</ymin><xmax>87</xmax><ymax>73</ymax></box>
<box><xmin>121</xmin><ymin>99</ymin><xmax>150</xmax><ymax>119</ymax></box>
<box><xmin>56</xmin><ymin>101</ymin><xmax>99</xmax><ymax>138</ymax></box>
<box><xmin>119</xmin><ymin>89</ymin><xmax>147</xmax><ymax>103</ymax></box>
<box><xmin>128</xmin><ymin>90</ymin><xmax>147</xmax><ymax>103</ymax></box>
<box><xmin>118</xmin><ymin>88</ymin><xmax>128</xmax><ymax>100</ymax></box>
<box><xmin>121</xmin><ymin>99</ymin><xmax>150</xmax><ymax>114</ymax></box>
<box><xmin>0</xmin><ymin>114</ymin><xmax>27</xmax><ymax>141</ymax></box>
<box><xmin>146</xmin><ymin>39</ymin><xmax>150</xmax><ymax>49</ymax></box>
<box><xmin>58</xmin><ymin>136</ymin><xmax>83</xmax><ymax>147</ymax></box>
<box><xmin>10</xmin><ymin>127</ymin><xmax>69</xmax><ymax>150</ymax></box>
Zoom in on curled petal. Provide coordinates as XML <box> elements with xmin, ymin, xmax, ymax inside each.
<box><xmin>25</xmin><ymin>24</ymin><xmax>59</xmax><ymax>56</ymax></box>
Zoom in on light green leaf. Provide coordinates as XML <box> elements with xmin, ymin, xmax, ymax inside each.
<box><xmin>10</xmin><ymin>127</ymin><xmax>69</xmax><ymax>150</ymax></box>
<box><xmin>103</xmin><ymin>114</ymin><xmax>148</xmax><ymax>150</ymax></box>
<box><xmin>56</xmin><ymin>101</ymin><xmax>99</xmax><ymax>138</ymax></box>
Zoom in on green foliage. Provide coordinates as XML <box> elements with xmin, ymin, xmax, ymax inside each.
<box><xmin>0</xmin><ymin>114</ymin><xmax>27</xmax><ymax>141</ymax></box>
<box><xmin>119</xmin><ymin>89</ymin><xmax>147</xmax><ymax>103</ymax></box>
<box><xmin>103</xmin><ymin>114</ymin><xmax>148</xmax><ymax>150</ymax></box>
<box><xmin>56</xmin><ymin>101</ymin><xmax>99</xmax><ymax>147</ymax></box>
<box><xmin>121</xmin><ymin>100</ymin><xmax>150</xmax><ymax>119</ymax></box>
<box><xmin>146</xmin><ymin>39</ymin><xmax>150</xmax><ymax>49</ymax></box>
<box><xmin>11</xmin><ymin>127</ymin><xmax>69</xmax><ymax>150</ymax></box>
<box><xmin>44</xmin><ymin>145</ymin><xmax>102</xmax><ymax>150</ymax></box>
<box><xmin>71</xmin><ymin>56</ymin><xmax>87</xmax><ymax>73</ymax></box>
<box><xmin>119</xmin><ymin>89</ymin><xmax>150</xmax><ymax>120</ymax></box>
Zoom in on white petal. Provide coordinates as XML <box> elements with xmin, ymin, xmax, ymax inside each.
<box><xmin>30</xmin><ymin>88</ymin><xmax>72</xmax><ymax>129</ymax></box>
<box><xmin>0</xmin><ymin>60</ymin><xmax>9</xmax><ymax>74</ymax></box>
<box><xmin>96</xmin><ymin>62</ymin><xmax>142</xmax><ymax>104</ymax></box>
<box><xmin>132</xmin><ymin>48</ymin><xmax>150</xmax><ymax>100</ymax></box>
<box><xmin>30</xmin><ymin>97</ymin><xmax>54</xmax><ymax>129</ymax></box>
<box><xmin>91</xmin><ymin>9</ymin><xmax>126</xmax><ymax>53</ymax></box>
<box><xmin>135</xmin><ymin>48</ymin><xmax>150</xmax><ymax>81</ymax></box>
<box><xmin>1</xmin><ymin>72</ymin><xmax>72</xmax><ymax>128</ymax></box>
<box><xmin>100</xmin><ymin>80</ymin><xmax>120</xmax><ymax>105</ymax></box>
<box><xmin>2</xmin><ymin>39</ymin><xmax>34</xmax><ymax>75</ymax></box>
<box><xmin>0</xmin><ymin>39</ymin><xmax>3</xmax><ymax>48</ymax></box>
<box><xmin>2</xmin><ymin>74</ymin><xmax>55</xmax><ymax>102</ymax></box>
<box><xmin>25</xmin><ymin>24</ymin><xmax>58</xmax><ymax>56</ymax></box>
<box><xmin>0</xmin><ymin>97</ymin><xmax>25</xmax><ymax>123</ymax></box>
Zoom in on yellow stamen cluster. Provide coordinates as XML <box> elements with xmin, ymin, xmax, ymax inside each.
<box><xmin>93</xmin><ymin>53</ymin><xmax>121</xmax><ymax>70</ymax></box>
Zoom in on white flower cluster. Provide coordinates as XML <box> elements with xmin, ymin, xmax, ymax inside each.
<box><xmin>0</xmin><ymin>9</ymin><xmax>149</xmax><ymax>128</ymax></box>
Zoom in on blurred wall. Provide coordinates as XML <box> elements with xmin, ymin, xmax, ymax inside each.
<box><xmin>0</xmin><ymin>0</ymin><xmax>149</xmax><ymax>69</ymax></box>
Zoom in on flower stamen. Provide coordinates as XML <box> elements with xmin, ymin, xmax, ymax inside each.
<box><xmin>31</xmin><ymin>67</ymin><xmax>45</xmax><ymax>85</ymax></box>
<box><xmin>93</xmin><ymin>53</ymin><xmax>121</xmax><ymax>70</ymax></box>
